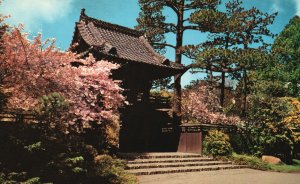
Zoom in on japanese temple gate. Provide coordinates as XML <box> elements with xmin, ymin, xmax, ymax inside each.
<box><xmin>70</xmin><ymin>9</ymin><xmax>236</xmax><ymax>153</ymax></box>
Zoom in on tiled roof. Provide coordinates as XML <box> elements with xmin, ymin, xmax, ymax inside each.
<box><xmin>72</xmin><ymin>9</ymin><xmax>184</xmax><ymax>70</ymax></box>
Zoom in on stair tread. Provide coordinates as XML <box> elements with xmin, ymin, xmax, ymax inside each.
<box><xmin>128</xmin><ymin>164</ymin><xmax>248</xmax><ymax>175</ymax></box>
<box><xmin>119</xmin><ymin>152</ymin><xmax>203</xmax><ymax>159</ymax></box>
<box><xmin>127</xmin><ymin>157</ymin><xmax>214</xmax><ymax>163</ymax></box>
<box><xmin>127</xmin><ymin>161</ymin><xmax>232</xmax><ymax>169</ymax></box>
<box><xmin>128</xmin><ymin>160</ymin><xmax>231</xmax><ymax>166</ymax></box>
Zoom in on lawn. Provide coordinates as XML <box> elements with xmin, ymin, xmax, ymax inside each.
<box><xmin>228</xmin><ymin>154</ymin><xmax>300</xmax><ymax>173</ymax></box>
<box><xmin>270</xmin><ymin>159</ymin><xmax>300</xmax><ymax>173</ymax></box>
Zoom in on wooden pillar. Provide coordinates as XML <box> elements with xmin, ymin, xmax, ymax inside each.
<box><xmin>141</xmin><ymin>81</ymin><xmax>152</xmax><ymax>104</ymax></box>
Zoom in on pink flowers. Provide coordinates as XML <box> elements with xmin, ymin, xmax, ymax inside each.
<box><xmin>0</xmin><ymin>26</ymin><xmax>124</xmax><ymax>132</ymax></box>
<box><xmin>182</xmin><ymin>82</ymin><xmax>240</xmax><ymax>125</ymax></box>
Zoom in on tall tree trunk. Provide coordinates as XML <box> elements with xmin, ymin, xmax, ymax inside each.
<box><xmin>242</xmin><ymin>69</ymin><xmax>247</xmax><ymax>117</ymax></box>
<box><xmin>220</xmin><ymin>71</ymin><xmax>225</xmax><ymax>107</ymax></box>
<box><xmin>220</xmin><ymin>33</ymin><xmax>229</xmax><ymax>107</ymax></box>
<box><xmin>173</xmin><ymin>52</ymin><xmax>182</xmax><ymax>116</ymax></box>
<box><xmin>207</xmin><ymin>63</ymin><xmax>213</xmax><ymax>82</ymax></box>
<box><xmin>174</xmin><ymin>74</ymin><xmax>181</xmax><ymax>115</ymax></box>
<box><xmin>242</xmin><ymin>40</ymin><xmax>249</xmax><ymax>117</ymax></box>
<box><xmin>173</xmin><ymin>1</ymin><xmax>184</xmax><ymax>121</ymax></box>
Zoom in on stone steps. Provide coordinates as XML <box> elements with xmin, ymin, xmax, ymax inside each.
<box><xmin>127</xmin><ymin>161</ymin><xmax>232</xmax><ymax>169</ymax></box>
<box><xmin>118</xmin><ymin>152</ymin><xmax>203</xmax><ymax>159</ymax></box>
<box><xmin>129</xmin><ymin>164</ymin><xmax>248</xmax><ymax>175</ymax></box>
<box><xmin>119</xmin><ymin>152</ymin><xmax>247</xmax><ymax>175</ymax></box>
<box><xmin>127</xmin><ymin>157</ymin><xmax>215</xmax><ymax>164</ymax></box>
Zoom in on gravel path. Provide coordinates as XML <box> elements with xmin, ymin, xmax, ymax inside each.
<box><xmin>138</xmin><ymin>169</ymin><xmax>300</xmax><ymax>184</ymax></box>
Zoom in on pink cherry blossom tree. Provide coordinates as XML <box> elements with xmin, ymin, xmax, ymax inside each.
<box><xmin>182</xmin><ymin>81</ymin><xmax>240</xmax><ymax>125</ymax></box>
<box><xmin>0</xmin><ymin>26</ymin><xmax>124</xmax><ymax>133</ymax></box>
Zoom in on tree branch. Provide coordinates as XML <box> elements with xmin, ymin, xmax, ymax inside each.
<box><xmin>183</xmin><ymin>25</ymin><xmax>209</xmax><ymax>32</ymax></box>
<box><xmin>185</xmin><ymin>63</ymin><xmax>246</xmax><ymax>73</ymax></box>
<box><xmin>163</xmin><ymin>22</ymin><xmax>177</xmax><ymax>33</ymax></box>
<box><xmin>16</xmin><ymin>30</ymin><xmax>30</xmax><ymax>70</ymax></box>
<box><xmin>152</xmin><ymin>42</ymin><xmax>176</xmax><ymax>49</ymax></box>
<box><xmin>183</xmin><ymin>18</ymin><xmax>189</xmax><ymax>23</ymax></box>
<box><xmin>164</xmin><ymin>0</ymin><xmax>179</xmax><ymax>15</ymax></box>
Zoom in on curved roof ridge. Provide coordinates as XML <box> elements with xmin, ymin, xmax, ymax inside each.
<box><xmin>76</xmin><ymin>21</ymin><xmax>97</xmax><ymax>46</ymax></box>
<box><xmin>80</xmin><ymin>9</ymin><xmax>144</xmax><ymax>37</ymax></box>
<box><xmin>70</xmin><ymin>9</ymin><xmax>186</xmax><ymax>72</ymax></box>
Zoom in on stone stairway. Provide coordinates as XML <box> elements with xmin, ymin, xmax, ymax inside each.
<box><xmin>119</xmin><ymin>152</ymin><xmax>248</xmax><ymax>175</ymax></box>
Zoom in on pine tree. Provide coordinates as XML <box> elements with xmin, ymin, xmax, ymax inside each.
<box><xmin>191</xmin><ymin>0</ymin><xmax>276</xmax><ymax>114</ymax></box>
<box><xmin>136</xmin><ymin>0</ymin><xmax>221</xmax><ymax>119</ymax></box>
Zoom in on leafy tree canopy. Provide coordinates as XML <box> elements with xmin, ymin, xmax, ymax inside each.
<box><xmin>254</xmin><ymin>16</ymin><xmax>300</xmax><ymax>98</ymax></box>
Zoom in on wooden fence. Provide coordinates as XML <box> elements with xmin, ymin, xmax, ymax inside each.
<box><xmin>0</xmin><ymin>109</ymin><xmax>36</xmax><ymax>123</ymax></box>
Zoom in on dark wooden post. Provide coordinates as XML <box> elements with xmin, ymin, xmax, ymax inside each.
<box><xmin>141</xmin><ymin>81</ymin><xmax>152</xmax><ymax>104</ymax></box>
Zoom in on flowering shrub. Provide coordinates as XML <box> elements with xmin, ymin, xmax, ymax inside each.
<box><xmin>182</xmin><ymin>81</ymin><xmax>240</xmax><ymax>125</ymax></box>
<box><xmin>0</xmin><ymin>24</ymin><xmax>134</xmax><ymax>183</ymax></box>
<box><xmin>0</xmin><ymin>26</ymin><xmax>124</xmax><ymax>133</ymax></box>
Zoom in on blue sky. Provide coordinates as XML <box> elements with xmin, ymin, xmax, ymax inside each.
<box><xmin>0</xmin><ymin>0</ymin><xmax>299</xmax><ymax>86</ymax></box>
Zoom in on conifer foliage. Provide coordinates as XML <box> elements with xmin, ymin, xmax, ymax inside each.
<box><xmin>136</xmin><ymin>0</ymin><xmax>220</xmax><ymax>116</ymax></box>
<box><xmin>192</xmin><ymin>0</ymin><xmax>276</xmax><ymax>111</ymax></box>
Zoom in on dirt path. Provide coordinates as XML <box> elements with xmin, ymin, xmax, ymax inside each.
<box><xmin>138</xmin><ymin>169</ymin><xmax>300</xmax><ymax>184</ymax></box>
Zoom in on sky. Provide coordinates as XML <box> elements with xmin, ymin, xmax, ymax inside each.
<box><xmin>0</xmin><ymin>0</ymin><xmax>299</xmax><ymax>87</ymax></box>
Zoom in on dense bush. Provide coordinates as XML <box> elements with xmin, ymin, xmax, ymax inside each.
<box><xmin>91</xmin><ymin>155</ymin><xmax>137</xmax><ymax>184</ymax></box>
<box><xmin>0</xmin><ymin>122</ymin><xmax>137</xmax><ymax>183</ymax></box>
<box><xmin>245</xmin><ymin>96</ymin><xmax>300</xmax><ymax>163</ymax></box>
<box><xmin>229</xmin><ymin>133</ymin><xmax>253</xmax><ymax>154</ymax></box>
<box><xmin>203</xmin><ymin>130</ymin><xmax>232</xmax><ymax>157</ymax></box>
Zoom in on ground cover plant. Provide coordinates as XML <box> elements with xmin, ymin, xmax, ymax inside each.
<box><xmin>227</xmin><ymin>154</ymin><xmax>300</xmax><ymax>173</ymax></box>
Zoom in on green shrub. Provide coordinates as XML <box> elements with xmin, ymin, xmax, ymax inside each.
<box><xmin>0</xmin><ymin>122</ymin><xmax>137</xmax><ymax>184</ymax></box>
<box><xmin>0</xmin><ymin>93</ymin><xmax>136</xmax><ymax>183</ymax></box>
<box><xmin>203</xmin><ymin>130</ymin><xmax>232</xmax><ymax>157</ymax></box>
<box><xmin>229</xmin><ymin>153</ymin><xmax>271</xmax><ymax>170</ymax></box>
<box><xmin>22</xmin><ymin>177</ymin><xmax>41</xmax><ymax>184</ymax></box>
<box><xmin>35</xmin><ymin>92</ymin><xmax>69</xmax><ymax>132</ymax></box>
<box><xmin>246</xmin><ymin>96</ymin><xmax>300</xmax><ymax>163</ymax></box>
<box><xmin>229</xmin><ymin>133</ymin><xmax>253</xmax><ymax>154</ymax></box>
<box><xmin>0</xmin><ymin>171</ymin><xmax>41</xmax><ymax>184</ymax></box>
<box><xmin>90</xmin><ymin>155</ymin><xmax>137</xmax><ymax>184</ymax></box>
